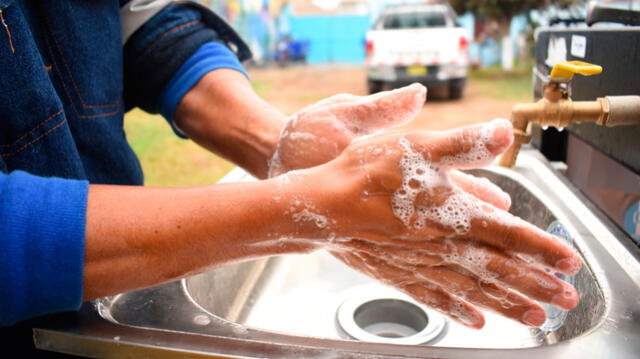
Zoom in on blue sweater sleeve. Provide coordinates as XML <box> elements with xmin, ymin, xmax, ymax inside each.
<box><xmin>0</xmin><ymin>171</ymin><xmax>88</xmax><ymax>326</ymax></box>
<box><xmin>159</xmin><ymin>41</ymin><xmax>248</xmax><ymax>138</ymax></box>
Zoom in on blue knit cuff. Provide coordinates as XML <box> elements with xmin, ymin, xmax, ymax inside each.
<box><xmin>159</xmin><ymin>41</ymin><xmax>248</xmax><ymax>138</ymax></box>
<box><xmin>0</xmin><ymin>171</ymin><xmax>88</xmax><ymax>325</ymax></box>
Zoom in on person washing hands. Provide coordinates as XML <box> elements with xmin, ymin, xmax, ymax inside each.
<box><xmin>0</xmin><ymin>0</ymin><xmax>581</xmax><ymax>353</ymax></box>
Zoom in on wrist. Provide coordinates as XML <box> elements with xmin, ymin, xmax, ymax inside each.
<box><xmin>174</xmin><ymin>69</ymin><xmax>287</xmax><ymax>179</ymax></box>
<box><xmin>268</xmin><ymin>160</ymin><xmax>359</xmax><ymax>245</ymax></box>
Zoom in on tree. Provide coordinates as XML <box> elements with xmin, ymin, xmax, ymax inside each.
<box><xmin>450</xmin><ymin>0</ymin><xmax>584</xmax><ymax>71</ymax></box>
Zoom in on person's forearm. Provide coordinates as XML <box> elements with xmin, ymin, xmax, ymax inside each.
<box><xmin>174</xmin><ymin>69</ymin><xmax>287</xmax><ymax>179</ymax></box>
<box><xmin>83</xmin><ymin>176</ymin><xmax>327</xmax><ymax>300</ymax></box>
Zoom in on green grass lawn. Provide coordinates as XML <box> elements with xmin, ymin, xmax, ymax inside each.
<box><xmin>123</xmin><ymin>80</ymin><xmax>277</xmax><ymax>187</ymax></box>
<box><xmin>123</xmin><ymin>109</ymin><xmax>233</xmax><ymax>187</ymax></box>
<box><xmin>469</xmin><ymin>64</ymin><xmax>533</xmax><ymax>102</ymax></box>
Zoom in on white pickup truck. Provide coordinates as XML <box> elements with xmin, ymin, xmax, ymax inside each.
<box><xmin>365</xmin><ymin>3</ymin><xmax>469</xmax><ymax>99</ymax></box>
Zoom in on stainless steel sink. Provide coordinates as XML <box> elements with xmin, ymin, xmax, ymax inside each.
<box><xmin>34</xmin><ymin>148</ymin><xmax>640</xmax><ymax>358</ymax></box>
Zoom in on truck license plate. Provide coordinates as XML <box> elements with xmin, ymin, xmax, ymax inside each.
<box><xmin>406</xmin><ymin>65</ymin><xmax>427</xmax><ymax>76</ymax></box>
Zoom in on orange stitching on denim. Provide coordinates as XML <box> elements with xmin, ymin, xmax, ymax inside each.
<box><xmin>43</xmin><ymin>35</ymin><xmax>83</xmax><ymax>118</ymax></box>
<box><xmin>0</xmin><ymin>10</ymin><xmax>15</xmax><ymax>54</ymax></box>
<box><xmin>77</xmin><ymin>106</ymin><xmax>122</xmax><ymax>119</ymax></box>
<box><xmin>40</xmin><ymin>12</ymin><xmax>118</xmax><ymax>111</ymax></box>
<box><xmin>144</xmin><ymin>19</ymin><xmax>201</xmax><ymax>54</ymax></box>
<box><xmin>43</xmin><ymin>35</ymin><xmax>122</xmax><ymax>119</ymax></box>
<box><xmin>0</xmin><ymin>117</ymin><xmax>67</xmax><ymax>158</ymax></box>
<box><xmin>48</xmin><ymin>27</ymin><xmax>118</xmax><ymax>109</ymax></box>
<box><xmin>0</xmin><ymin>110</ymin><xmax>63</xmax><ymax>147</ymax></box>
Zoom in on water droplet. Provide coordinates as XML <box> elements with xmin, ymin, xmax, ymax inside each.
<box><xmin>231</xmin><ymin>324</ymin><xmax>249</xmax><ymax>335</ymax></box>
<box><xmin>193</xmin><ymin>314</ymin><xmax>211</xmax><ymax>326</ymax></box>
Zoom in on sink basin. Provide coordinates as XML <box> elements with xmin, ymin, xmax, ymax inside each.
<box><xmin>33</xmin><ymin>149</ymin><xmax>640</xmax><ymax>359</ymax></box>
<box><xmin>184</xmin><ymin>166</ymin><xmax>604</xmax><ymax>349</ymax></box>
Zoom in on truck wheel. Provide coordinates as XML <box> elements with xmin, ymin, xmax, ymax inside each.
<box><xmin>449</xmin><ymin>78</ymin><xmax>466</xmax><ymax>100</ymax></box>
<box><xmin>367</xmin><ymin>79</ymin><xmax>384</xmax><ymax>94</ymax></box>
<box><xmin>449</xmin><ymin>86</ymin><xmax>464</xmax><ymax>99</ymax></box>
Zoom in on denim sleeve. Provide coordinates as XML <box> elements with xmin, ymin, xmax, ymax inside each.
<box><xmin>122</xmin><ymin>2</ymin><xmax>251</xmax><ymax>118</ymax></box>
<box><xmin>0</xmin><ymin>171</ymin><xmax>88</xmax><ymax>326</ymax></box>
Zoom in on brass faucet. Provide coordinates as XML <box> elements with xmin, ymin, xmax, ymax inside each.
<box><xmin>498</xmin><ymin>61</ymin><xmax>640</xmax><ymax>168</ymax></box>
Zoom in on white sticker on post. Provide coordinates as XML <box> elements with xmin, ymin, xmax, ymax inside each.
<box><xmin>571</xmin><ymin>35</ymin><xmax>587</xmax><ymax>58</ymax></box>
<box><xmin>545</xmin><ymin>36</ymin><xmax>567</xmax><ymax>67</ymax></box>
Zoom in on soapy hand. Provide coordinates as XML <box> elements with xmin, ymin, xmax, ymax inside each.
<box><xmin>268</xmin><ymin>84</ymin><xmax>581</xmax><ymax>329</ymax></box>
<box><xmin>282</xmin><ymin>119</ymin><xmax>582</xmax><ymax>329</ymax></box>
<box><xmin>268</xmin><ymin>84</ymin><xmax>426</xmax><ymax>177</ymax></box>
<box><xmin>269</xmin><ymin>84</ymin><xmax>511</xmax><ymax>210</ymax></box>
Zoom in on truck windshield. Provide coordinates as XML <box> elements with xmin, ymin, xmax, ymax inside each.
<box><xmin>382</xmin><ymin>11</ymin><xmax>447</xmax><ymax>29</ymax></box>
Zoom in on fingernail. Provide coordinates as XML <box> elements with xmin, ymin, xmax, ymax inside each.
<box><xmin>551</xmin><ymin>284</ymin><xmax>580</xmax><ymax>310</ymax></box>
<box><xmin>486</xmin><ymin>119</ymin><xmax>514</xmax><ymax>154</ymax></box>
<box><xmin>522</xmin><ymin>308</ymin><xmax>546</xmax><ymax>327</ymax></box>
<box><xmin>458</xmin><ymin>311</ymin><xmax>485</xmax><ymax>329</ymax></box>
<box><xmin>556</xmin><ymin>255</ymin><xmax>582</xmax><ymax>275</ymax></box>
<box><xmin>502</xmin><ymin>192</ymin><xmax>512</xmax><ymax>209</ymax></box>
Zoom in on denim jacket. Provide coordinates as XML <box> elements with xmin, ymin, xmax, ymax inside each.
<box><xmin>0</xmin><ymin>0</ymin><xmax>250</xmax><ymax>183</ymax></box>
<box><xmin>0</xmin><ymin>0</ymin><xmax>250</xmax><ymax>325</ymax></box>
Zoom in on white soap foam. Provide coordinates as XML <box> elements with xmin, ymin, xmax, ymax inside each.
<box><xmin>440</xmin><ymin>124</ymin><xmax>494</xmax><ymax>168</ymax></box>
<box><xmin>288</xmin><ymin>131</ymin><xmax>316</xmax><ymax>142</ymax></box>
<box><xmin>392</xmin><ymin>127</ymin><xmax>523</xmax><ymax>238</ymax></box>
<box><xmin>292</xmin><ymin>207</ymin><xmax>329</xmax><ymax>229</ymax></box>
<box><xmin>391</xmin><ymin>137</ymin><xmax>444</xmax><ymax>227</ymax></box>
<box><xmin>393</xmin><ymin>136</ymin><xmax>482</xmax><ymax>235</ymax></box>
<box><xmin>193</xmin><ymin>314</ymin><xmax>211</xmax><ymax>326</ymax></box>
<box><xmin>438</xmin><ymin>239</ymin><xmax>499</xmax><ymax>284</ymax></box>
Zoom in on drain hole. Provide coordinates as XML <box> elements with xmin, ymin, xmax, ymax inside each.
<box><xmin>353</xmin><ymin>299</ymin><xmax>428</xmax><ymax>338</ymax></box>
<box><xmin>337</xmin><ymin>285</ymin><xmax>447</xmax><ymax>344</ymax></box>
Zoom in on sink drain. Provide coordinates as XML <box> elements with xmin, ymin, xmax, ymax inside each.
<box><xmin>337</xmin><ymin>285</ymin><xmax>446</xmax><ymax>345</ymax></box>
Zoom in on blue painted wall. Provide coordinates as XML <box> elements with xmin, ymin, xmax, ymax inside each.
<box><xmin>289</xmin><ymin>16</ymin><xmax>370</xmax><ymax>64</ymax></box>
<box><xmin>286</xmin><ymin>12</ymin><xmax>526</xmax><ymax>66</ymax></box>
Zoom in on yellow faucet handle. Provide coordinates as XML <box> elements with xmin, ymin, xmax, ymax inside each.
<box><xmin>550</xmin><ymin>61</ymin><xmax>603</xmax><ymax>80</ymax></box>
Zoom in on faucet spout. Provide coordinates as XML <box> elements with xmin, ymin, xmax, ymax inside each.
<box><xmin>498</xmin><ymin>95</ymin><xmax>640</xmax><ymax>168</ymax></box>
<box><xmin>497</xmin><ymin>104</ymin><xmax>535</xmax><ymax>168</ymax></box>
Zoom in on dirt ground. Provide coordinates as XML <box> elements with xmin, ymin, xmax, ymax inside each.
<box><xmin>247</xmin><ymin>65</ymin><xmax>520</xmax><ymax>132</ymax></box>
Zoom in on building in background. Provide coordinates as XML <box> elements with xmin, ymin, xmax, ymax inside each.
<box><xmin>286</xmin><ymin>0</ymin><xmax>370</xmax><ymax>64</ymax></box>
<box><xmin>195</xmin><ymin>0</ymin><xmax>582</xmax><ymax>68</ymax></box>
